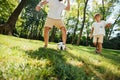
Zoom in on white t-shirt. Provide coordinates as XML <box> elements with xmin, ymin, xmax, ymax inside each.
<box><xmin>92</xmin><ymin>20</ymin><xmax>107</xmax><ymax>36</ymax></box>
<box><xmin>46</xmin><ymin>0</ymin><xmax>66</xmax><ymax>19</ymax></box>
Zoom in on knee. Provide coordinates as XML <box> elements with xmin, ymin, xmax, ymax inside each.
<box><xmin>60</xmin><ymin>27</ymin><xmax>66</xmax><ymax>33</ymax></box>
<box><xmin>44</xmin><ymin>27</ymin><xmax>51</xmax><ymax>31</ymax></box>
<box><xmin>98</xmin><ymin>43</ymin><xmax>102</xmax><ymax>45</ymax></box>
<box><xmin>93</xmin><ymin>42</ymin><xmax>96</xmax><ymax>46</ymax></box>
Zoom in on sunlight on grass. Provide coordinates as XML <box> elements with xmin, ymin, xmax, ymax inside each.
<box><xmin>0</xmin><ymin>34</ymin><xmax>120</xmax><ymax>80</ymax></box>
<box><xmin>67</xmin><ymin>45</ymin><xmax>120</xmax><ymax>80</ymax></box>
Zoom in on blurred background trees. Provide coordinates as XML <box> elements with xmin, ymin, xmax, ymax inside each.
<box><xmin>0</xmin><ymin>0</ymin><xmax>120</xmax><ymax>50</ymax></box>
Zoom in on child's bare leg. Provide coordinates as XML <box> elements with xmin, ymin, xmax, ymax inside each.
<box><xmin>93</xmin><ymin>42</ymin><xmax>96</xmax><ymax>47</ymax></box>
<box><xmin>94</xmin><ymin>42</ymin><xmax>98</xmax><ymax>49</ymax></box>
<box><xmin>96</xmin><ymin>44</ymin><xmax>99</xmax><ymax>50</ymax></box>
<box><xmin>98</xmin><ymin>43</ymin><xmax>102</xmax><ymax>53</ymax></box>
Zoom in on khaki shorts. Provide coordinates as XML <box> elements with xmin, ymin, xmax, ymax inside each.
<box><xmin>44</xmin><ymin>17</ymin><xmax>65</xmax><ymax>29</ymax></box>
<box><xmin>93</xmin><ymin>34</ymin><xmax>104</xmax><ymax>43</ymax></box>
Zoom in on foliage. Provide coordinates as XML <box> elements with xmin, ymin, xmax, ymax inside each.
<box><xmin>103</xmin><ymin>36</ymin><xmax>120</xmax><ymax>50</ymax></box>
<box><xmin>17</xmin><ymin>0</ymin><xmax>47</xmax><ymax>39</ymax></box>
<box><xmin>0</xmin><ymin>0</ymin><xmax>18</xmax><ymax>23</ymax></box>
<box><xmin>0</xmin><ymin>0</ymin><xmax>120</xmax><ymax>49</ymax></box>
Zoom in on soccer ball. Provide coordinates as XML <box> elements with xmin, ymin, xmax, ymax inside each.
<box><xmin>57</xmin><ymin>42</ymin><xmax>66</xmax><ymax>50</ymax></box>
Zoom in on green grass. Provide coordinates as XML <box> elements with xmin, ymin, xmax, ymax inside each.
<box><xmin>0</xmin><ymin>34</ymin><xmax>120</xmax><ymax>80</ymax></box>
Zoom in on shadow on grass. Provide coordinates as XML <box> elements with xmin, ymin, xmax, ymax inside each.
<box><xmin>26</xmin><ymin>47</ymin><xmax>91</xmax><ymax>80</ymax></box>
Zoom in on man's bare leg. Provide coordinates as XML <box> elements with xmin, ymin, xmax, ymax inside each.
<box><xmin>60</xmin><ymin>27</ymin><xmax>67</xmax><ymax>45</ymax></box>
<box><xmin>44</xmin><ymin>27</ymin><xmax>51</xmax><ymax>47</ymax></box>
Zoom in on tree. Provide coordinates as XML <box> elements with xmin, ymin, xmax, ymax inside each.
<box><xmin>0</xmin><ymin>0</ymin><xmax>18</xmax><ymax>23</ymax></box>
<box><xmin>19</xmin><ymin>0</ymin><xmax>47</xmax><ymax>39</ymax></box>
<box><xmin>77</xmin><ymin>0</ymin><xmax>89</xmax><ymax>45</ymax></box>
<box><xmin>1</xmin><ymin>0</ymin><xmax>28</xmax><ymax>35</ymax></box>
<box><xmin>0</xmin><ymin>0</ymin><xmax>18</xmax><ymax>34</ymax></box>
<box><xmin>71</xmin><ymin>0</ymin><xmax>80</xmax><ymax>44</ymax></box>
<box><xmin>107</xmin><ymin>14</ymin><xmax>120</xmax><ymax>40</ymax></box>
<box><xmin>102</xmin><ymin>0</ymin><xmax>105</xmax><ymax>20</ymax></box>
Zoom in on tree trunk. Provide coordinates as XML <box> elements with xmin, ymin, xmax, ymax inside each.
<box><xmin>102</xmin><ymin>0</ymin><xmax>105</xmax><ymax>20</ymax></box>
<box><xmin>86</xmin><ymin>22</ymin><xmax>90</xmax><ymax>46</ymax></box>
<box><xmin>71</xmin><ymin>2</ymin><xmax>80</xmax><ymax>44</ymax></box>
<box><xmin>3</xmin><ymin>0</ymin><xmax>28</xmax><ymax>35</ymax></box>
<box><xmin>76</xmin><ymin>0</ymin><xmax>89</xmax><ymax>45</ymax></box>
<box><xmin>0</xmin><ymin>24</ymin><xmax>4</xmax><ymax>34</ymax></box>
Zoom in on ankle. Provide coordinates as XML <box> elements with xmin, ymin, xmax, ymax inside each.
<box><xmin>44</xmin><ymin>45</ymin><xmax>47</xmax><ymax>48</ymax></box>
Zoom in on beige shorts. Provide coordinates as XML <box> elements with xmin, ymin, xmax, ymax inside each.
<box><xmin>93</xmin><ymin>34</ymin><xmax>104</xmax><ymax>43</ymax></box>
<box><xmin>44</xmin><ymin>17</ymin><xmax>65</xmax><ymax>29</ymax></box>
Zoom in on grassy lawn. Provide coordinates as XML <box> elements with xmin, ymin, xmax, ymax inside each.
<box><xmin>0</xmin><ymin>34</ymin><xmax>120</xmax><ymax>80</ymax></box>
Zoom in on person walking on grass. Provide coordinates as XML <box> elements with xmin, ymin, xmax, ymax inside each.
<box><xmin>90</xmin><ymin>13</ymin><xmax>111</xmax><ymax>54</ymax></box>
<box><xmin>35</xmin><ymin>0</ymin><xmax>70</xmax><ymax>48</ymax></box>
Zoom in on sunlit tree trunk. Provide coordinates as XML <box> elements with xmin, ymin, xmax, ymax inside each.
<box><xmin>102</xmin><ymin>0</ymin><xmax>105</xmax><ymax>20</ymax></box>
<box><xmin>76</xmin><ymin>0</ymin><xmax>89</xmax><ymax>45</ymax></box>
<box><xmin>86</xmin><ymin>22</ymin><xmax>90</xmax><ymax>46</ymax></box>
<box><xmin>71</xmin><ymin>2</ymin><xmax>80</xmax><ymax>44</ymax></box>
